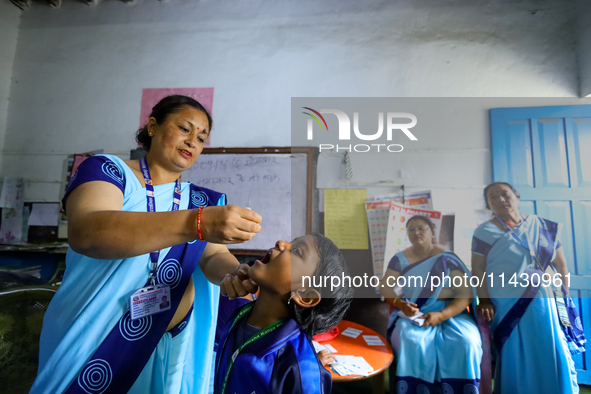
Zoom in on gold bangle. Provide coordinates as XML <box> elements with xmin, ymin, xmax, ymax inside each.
<box><xmin>392</xmin><ymin>298</ymin><xmax>399</xmax><ymax>306</ymax></box>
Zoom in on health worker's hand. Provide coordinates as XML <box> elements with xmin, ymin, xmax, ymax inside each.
<box><xmin>398</xmin><ymin>300</ymin><xmax>420</xmax><ymax>317</ymax></box>
<box><xmin>477</xmin><ymin>300</ymin><xmax>495</xmax><ymax>322</ymax></box>
<box><xmin>422</xmin><ymin>311</ymin><xmax>445</xmax><ymax>327</ymax></box>
<box><xmin>200</xmin><ymin>205</ymin><xmax>262</xmax><ymax>244</ymax></box>
<box><xmin>220</xmin><ymin>263</ymin><xmax>259</xmax><ymax>300</ymax></box>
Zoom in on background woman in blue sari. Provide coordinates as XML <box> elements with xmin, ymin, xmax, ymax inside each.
<box><xmin>472</xmin><ymin>182</ymin><xmax>584</xmax><ymax>394</ymax></box>
<box><xmin>380</xmin><ymin>215</ymin><xmax>482</xmax><ymax>394</ymax></box>
<box><xmin>30</xmin><ymin>95</ymin><xmax>262</xmax><ymax>394</ymax></box>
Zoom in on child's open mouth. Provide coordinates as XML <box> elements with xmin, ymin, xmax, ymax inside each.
<box><xmin>256</xmin><ymin>249</ymin><xmax>273</xmax><ymax>265</ymax></box>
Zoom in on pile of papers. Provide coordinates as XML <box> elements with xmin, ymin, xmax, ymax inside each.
<box><xmin>312</xmin><ymin>340</ymin><xmax>337</xmax><ymax>354</ymax></box>
<box><xmin>329</xmin><ymin>355</ymin><xmax>374</xmax><ymax>377</ymax></box>
<box><xmin>397</xmin><ymin>310</ymin><xmax>426</xmax><ymax>326</ymax></box>
<box><xmin>313</xmin><ymin>335</ymin><xmax>377</xmax><ymax>377</ymax></box>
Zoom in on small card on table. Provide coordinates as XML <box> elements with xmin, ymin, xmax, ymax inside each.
<box><xmin>363</xmin><ymin>335</ymin><xmax>385</xmax><ymax>346</ymax></box>
<box><xmin>341</xmin><ymin>327</ymin><xmax>363</xmax><ymax>338</ymax></box>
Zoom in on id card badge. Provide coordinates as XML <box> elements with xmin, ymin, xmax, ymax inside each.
<box><xmin>130</xmin><ymin>284</ymin><xmax>171</xmax><ymax>320</ymax></box>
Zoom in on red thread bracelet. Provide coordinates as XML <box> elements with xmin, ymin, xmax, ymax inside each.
<box><xmin>197</xmin><ymin>206</ymin><xmax>204</xmax><ymax>241</ymax></box>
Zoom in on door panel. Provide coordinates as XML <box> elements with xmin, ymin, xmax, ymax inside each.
<box><xmin>531</xmin><ymin>119</ymin><xmax>570</xmax><ymax>188</ymax></box>
<box><xmin>536</xmin><ymin>200</ymin><xmax>576</xmax><ymax>274</ymax></box>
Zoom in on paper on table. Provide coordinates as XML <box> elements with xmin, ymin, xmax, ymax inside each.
<box><xmin>341</xmin><ymin>327</ymin><xmax>363</xmax><ymax>338</ymax></box>
<box><xmin>324</xmin><ymin>189</ymin><xmax>368</xmax><ymax>249</ymax></box>
<box><xmin>312</xmin><ymin>340</ymin><xmax>326</xmax><ymax>353</ymax></box>
<box><xmin>331</xmin><ymin>355</ymin><xmax>374</xmax><ymax>376</ymax></box>
<box><xmin>363</xmin><ymin>335</ymin><xmax>385</xmax><ymax>346</ymax></box>
<box><xmin>330</xmin><ymin>363</ymin><xmax>351</xmax><ymax>376</ymax></box>
<box><xmin>313</xmin><ymin>340</ymin><xmax>338</xmax><ymax>354</ymax></box>
<box><xmin>28</xmin><ymin>203</ymin><xmax>60</xmax><ymax>226</ymax></box>
<box><xmin>0</xmin><ymin>177</ymin><xmax>24</xmax><ymax>209</ymax></box>
<box><xmin>324</xmin><ymin>344</ymin><xmax>338</xmax><ymax>353</ymax></box>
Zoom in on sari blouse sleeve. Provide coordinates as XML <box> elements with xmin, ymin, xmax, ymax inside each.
<box><xmin>471</xmin><ymin>224</ymin><xmax>494</xmax><ymax>256</ymax></box>
<box><xmin>62</xmin><ymin>155</ymin><xmax>126</xmax><ymax>212</ymax></box>
<box><xmin>387</xmin><ymin>254</ymin><xmax>402</xmax><ymax>272</ymax></box>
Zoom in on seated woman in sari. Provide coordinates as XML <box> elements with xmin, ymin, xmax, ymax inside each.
<box><xmin>472</xmin><ymin>182</ymin><xmax>585</xmax><ymax>394</ymax></box>
<box><xmin>380</xmin><ymin>215</ymin><xmax>482</xmax><ymax>394</ymax></box>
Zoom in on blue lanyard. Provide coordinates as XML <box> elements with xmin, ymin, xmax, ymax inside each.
<box><xmin>496</xmin><ymin>216</ymin><xmax>543</xmax><ymax>270</ymax></box>
<box><xmin>139</xmin><ymin>157</ymin><xmax>182</xmax><ymax>284</ymax></box>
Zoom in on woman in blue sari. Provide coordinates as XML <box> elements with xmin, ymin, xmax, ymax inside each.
<box><xmin>30</xmin><ymin>95</ymin><xmax>262</xmax><ymax>394</ymax></box>
<box><xmin>472</xmin><ymin>182</ymin><xmax>584</xmax><ymax>394</ymax></box>
<box><xmin>380</xmin><ymin>215</ymin><xmax>482</xmax><ymax>394</ymax></box>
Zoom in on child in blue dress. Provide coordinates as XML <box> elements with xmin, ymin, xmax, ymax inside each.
<box><xmin>214</xmin><ymin>234</ymin><xmax>353</xmax><ymax>394</ymax></box>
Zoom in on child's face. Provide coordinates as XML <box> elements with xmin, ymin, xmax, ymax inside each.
<box><xmin>248</xmin><ymin>235</ymin><xmax>320</xmax><ymax>297</ymax></box>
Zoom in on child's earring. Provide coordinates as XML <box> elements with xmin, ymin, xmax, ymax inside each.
<box><xmin>287</xmin><ymin>294</ymin><xmax>294</xmax><ymax>305</ymax></box>
<box><xmin>291</xmin><ymin>288</ymin><xmax>321</xmax><ymax>308</ymax></box>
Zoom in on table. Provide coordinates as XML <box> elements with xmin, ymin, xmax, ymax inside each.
<box><xmin>319</xmin><ymin>320</ymin><xmax>393</xmax><ymax>394</ymax></box>
<box><xmin>0</xmin><ymin>243</ymin><xmax>67</xmax><ymax>282</ymax></box>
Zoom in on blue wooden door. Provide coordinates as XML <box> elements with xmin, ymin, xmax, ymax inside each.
<box><xmin>491</xmin><ymin>104</ymin><xmax>591</xmax><ymax>384</ymax></box>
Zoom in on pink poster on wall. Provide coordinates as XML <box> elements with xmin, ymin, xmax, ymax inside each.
<box><xmin>140</xmin><ymin>87</ymin><xmax>214</xmax><ymax>146</ymax></box>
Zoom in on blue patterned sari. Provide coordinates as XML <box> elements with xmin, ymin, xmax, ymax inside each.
<box><xmin>472</xmin><ymin>215</ymin><xmax>584</xmax><ymax>394</ymax></box>
<box><xmin>30</xmin><ymin>155</ymin><xmax>224</xmax><ymax>394</ymax></box>
<box><xmin>387</xmin><ymin>251</ymin><xmax>482</xmax><ymax>394</ymax></box>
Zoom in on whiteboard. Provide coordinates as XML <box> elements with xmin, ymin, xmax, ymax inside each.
<box><xmin>182</xmin><ymin>151</ymin><xmax>310</xmax><ymax>251</ymax></box>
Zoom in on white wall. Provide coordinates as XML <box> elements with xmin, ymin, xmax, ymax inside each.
<box><xmin>577</xmin><ymin>0</ymin><xmax>591</xmax><ymax>97</ymax></box>
<box><xmin>1</xmin><ymin>0</ymin><xmax>583</xmax><ymax>202</ymax></box>
<box><xmin>0</xmin><ymin>0</ymin><xmax>21</xmax><ymax>175</ymax></box>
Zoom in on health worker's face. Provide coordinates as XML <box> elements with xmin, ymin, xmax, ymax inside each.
<box><xmin>486</xmin><ymin>184</ymin><xmax>520</xmax><ymax>217</ymax></box>
<box><xmin>406</xmin><ymin>219</ymin><xmax>434</xmax><ymax>248</ymax></box>
<box><xmin>249</xmin><ymin>235</ymin><xmax>320</xmax><ymax>298</ymax></box>
<box><xmin>148</xmin><ymin>105</ymin><xmax>210</xmax><ymax>173</ymax></box>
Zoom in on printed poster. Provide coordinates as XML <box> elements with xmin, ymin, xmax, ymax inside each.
<box><xmin>365</xmin><ymin>201</ymin><xmax>391</xmax><ymax>278</ymax></box>
<box><xmin>374</xmin><ymin>190</ymin><xmax>433</xmax><ymax>210</ymax></box>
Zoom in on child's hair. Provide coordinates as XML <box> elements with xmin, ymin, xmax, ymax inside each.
<box><xmin>289</xmin><ymin>233</ymin><xmax>354</xmax><ymax>337</ymax></box>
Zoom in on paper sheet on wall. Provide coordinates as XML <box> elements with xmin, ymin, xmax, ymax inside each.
<box><xmin>454</xmin><ymin>209</ymin><xmax>491</xmax><ymax>268</ymax></box>
<box><xmin>0</xmin><ymin>177</ymin><xmax>24</xmax><ymax>209</ymax></box>
<box><xmin>28</xmin><ymin>203</ymin><xmax>60</xmax><ymax>226</ymax></box>
<box><xmin>365</xmin><ymin>201</ymin><xmax>391</xmax><ymax>278</ymax></box>
<box><xmin>140</xmin><ymin>88</ymin><xmax>214</xmax><ymax>146</ymax></box>
<box><xmin>0</xmin><ymin>207</ymin><xmax>23</xmax><ymax>243</ymax></box>
<box><xmin>383</xmin><ymin>201</ymin><xmax>442</xmax><ymax>276</ymax></box>
<box><xmin>324</xmin><ymin>189</ymin><xmax>368</xmax><ymax>249</ymax></box>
